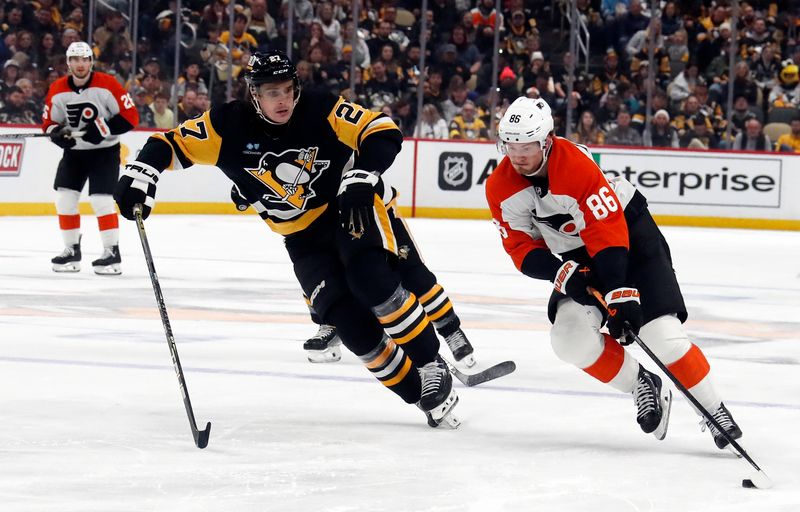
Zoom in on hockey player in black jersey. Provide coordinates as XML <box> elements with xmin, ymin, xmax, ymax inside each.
<box><xmin>114</xmin><ymin>50</ymin><xmax>459</xmax><ymax>428</ymax></box>
<box><xmin>232</xmin><ymin>182</ymin><xmax>477</xmax><ymax>367</ymax></box>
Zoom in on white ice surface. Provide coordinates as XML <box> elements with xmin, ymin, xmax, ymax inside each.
<box><xmin>1</xmin><ymin>215</ymin><xmax>798</xmax><ymax>512</ymax></box>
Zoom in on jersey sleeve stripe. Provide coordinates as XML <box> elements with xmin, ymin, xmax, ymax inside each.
<box><xmin>357</xmin><ymin>117</ymin><xmax>399</xmax><ymax>146</ymax></box>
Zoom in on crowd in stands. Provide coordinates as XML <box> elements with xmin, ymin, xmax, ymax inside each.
<box><xmin>0</xmin><ymin>0</ymin><xmax>799</xmax><ymax>152</ymax></box>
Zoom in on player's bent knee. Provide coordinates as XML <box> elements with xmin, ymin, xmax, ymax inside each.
<box><xmin>550</xmin><ymin>300</ymin><xmax>604</xmax><ymax>367</ymax></box>
<box><xmin>639</xmin><ymin>314</ymin><xmax>691</xmax><ymax>364</ymax></box>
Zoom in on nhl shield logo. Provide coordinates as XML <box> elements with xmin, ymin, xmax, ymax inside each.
<box><xmin>438</xmin><ymin>152</ymin><xmax>472</xmax><ymax>191</ymax></box>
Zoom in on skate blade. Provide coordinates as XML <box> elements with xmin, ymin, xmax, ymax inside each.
<box><xmin>457</xmin><ymin>354</ymin><xmax>477</xmax><ymax>368</ymax></box>
<box><xmin>425</xmin><ymin>390</ymin><xmax>459</xmax><ymax>428</ymax></box>
<box><xmin>93</xmin><ymin>264</ymin><xmax>121</xmax><ymax>275</ymax></box>
<box><xmin>53</xmin><ymin>263</ymin><xmax>80</xmax><ymax>272</ymax></box>
<box><xmin>652</xmin><ymin>389</ymin><xmax>672</xmax><ymax>441</ymax></box>
<box><xmin>306</xmin><ymin>346</ymin><xmax>342</xmax><ymax>363</ymax></box>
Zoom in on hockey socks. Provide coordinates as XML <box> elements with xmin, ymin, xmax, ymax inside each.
<box><xmin>359</xmin><ymin>335</ymin><xmax>420</xmax><ymax>404</ymax></box>
<box><xmin>373</xmin><ymin>286</ymin><xmax>440</xmax><ymax>364</ymax></box>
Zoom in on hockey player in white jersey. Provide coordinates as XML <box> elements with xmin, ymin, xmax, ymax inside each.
<box><xmin>42</xmin><ymin>41</ymin><xmax>139</xmax><ymax>274</ymax></box>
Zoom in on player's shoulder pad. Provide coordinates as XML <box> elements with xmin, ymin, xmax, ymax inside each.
<box><xmin>90</xmin><ymin>71</ymin><xmax>125</xmax><ymax>91</ymax></box>
<box><xmin>47</xmin><ymin>76</ymin><xmax>73</xmax><ymax>96</ymax></box>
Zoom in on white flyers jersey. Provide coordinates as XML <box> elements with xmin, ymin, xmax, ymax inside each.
<box><xmin>42</xmin><ymin>72</ymin><xmax>139</xmax><ymax>150</ymax></box>
<box><xmin>485</xmin><ymin>137</ymin><xmax>636</xmax><ymax>272</ymax></box>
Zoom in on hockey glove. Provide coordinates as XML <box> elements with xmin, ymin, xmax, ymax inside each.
<box><xmin>231</xmin><ymin>184</ymin><xmax>250</xmax><ymax>211</ymax></box>
<box><xmin>114</xmin><ymin>162</ymin><xmax>159</xmax><ymax>220</ymax></box>
<box><xmin>81</xmin><ymin>117</ymin><xmax>111</xmax><ymax>145</ymax></box>
<box><xmin>50</xmin><ymin>125</ymin><xmax>77</xmax><ymax>149</ymax></box>
<box><xmin>553</xmin><ymin>260</ymin><xmax>593</xmax><ymax>301</ymax></box>
<box><xmin>337</xmin><ymin>169</ymin><xmax>378</xmax><ymax>237</ymax></box>
<box><xmin>605</xmin><ymin>287</ymin><xmax>644</xmax><ymax>344</ymax></box>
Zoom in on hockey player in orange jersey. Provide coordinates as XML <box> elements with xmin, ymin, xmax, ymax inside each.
<box><xmin>485</xmin><ymin>96</ymin><xmax>742</xmax><ymax>449</ymax></box>
<box><xmin>43</xmin><ymin>41</ymin><xmax>139</xmax><ymax>275</ymax></box>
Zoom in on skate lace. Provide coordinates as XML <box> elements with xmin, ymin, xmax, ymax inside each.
<box><xmin>57</xmin><ymin>247</ymin><xmax>75</xmax><ymax>258</ymax></box>
<box><xmin>313</xmin><ymin>324</ymin><xmax>336</xmax><ymax>341</ymax></box>
<box><xmin>703</xmin><ymin>405</ymin><xmax>734</xmax><ymax>435</ymax></box>
<box><xmin>634</xmin><ymin>375</ymin><xmax>657</xmax><ymax>421</ymax></box>
<box><xmin>445</xmin><ymin>329</ymin><xmax>468</xmax><ymax>351</ymax></box>
<box><xmin>419</xmin><ymin>362</ymin><xmax>445</xmax><ymax>398</ymax></box>
<box><xmin>99</xmin><ymin>247</ymin><xmax>115</xmax><ymax>259</ymax></box>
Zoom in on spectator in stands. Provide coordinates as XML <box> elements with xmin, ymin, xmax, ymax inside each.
<box><xmin>751</xmin><ymin>45</ymin><xmax>781</xmax><ymax>94</ymax></box>
<box><xmin>596</xmin><ymin>86</ymin><xmax>623</xmax><ymax>130</ymax></box>
<box><xmin>643</xmin><ymin>109</ymin><xmax>679</xmax><ymax>148</ymax></box>
<box><xmin>522</xmin><ymin>50</ymin><xmax>547</xmax><ymax>92</ymax></box>
<box><xmin>196</xmin><ymin>91</ymin><xmax>211</xmax><ymax>112</ymax></box>
<box><xmin>62</xmin><ymin>8</ymin><xmax>84</xmax><ymax>35</ymax></box>
<box><xmin>730</xmin><ymin>95</ymin><xmax>763</xmax><ymax>132</ymax></box>
<box><xmin>449</xmin><ymin>100</ymin><xmax>489</xmax><ymax>140</ymax></box>
<box><xmin>173</xmin><ymin>60</ymin><xmax>208</xmax><ymax>100</ymax></box>
<box><xmin>246</xmin><ymin>0</ymin><xmax>278</xmax><ymax>45</ymax></box>
<box><xmin>470</xmin><ymin>0</ymin><xmax>501</xmax><ymax>53</ymax></box>
<box><xmin>0</xmin><ymin>59</ymin><xmax>21</xmax><ymax>99</ymax></box>
<box><xmin>590</xmin><ymin>48</ymin><xmax>628</xmax><ymax>102</ymax></box>
<box><xmin>398</xmin><ymin>41</ymin><xmax>422</xmax><ymax>90</ymax></box>
<box><xmin>673</xmin><ymin>93</ymin><xmax>702</xmax><ymax>136</ymax></box>
<box><xmin>616</xmin><ymin>0</ymin><xmax>650</xmax><ymax>56</ymax></box>
<box><xmin>35</xmin><ymin>32</ymin><xmax>59</xmax><ymax>70</ymax></box>
<box><xmin>380</xmin><ymin>6</ymin><xmax>410</xmax><ymax>53</ymax></box>
<box><xmin>626</xmin><ymin>18</ymin><xmax>664</xmax><ymax>63</ymax></box>
<box><xmin>14</xmin><ymin>30</ymin><xmax>35</xmax><ymax>63</ymax></box>
<box><xmin>0</xmin><ymin>85</ymin><xmax>37</xmax><ymax>124</ymax></box>
<box><xmin>732</xmin><ymin>117</ymin><xmax>772</xmax><ymax>151</ymax></box>
<box><xmin>414</xmin><ymin>103</ymin><xmax>448</xmax><ymax>139</ymax></box>
<box><xmin>364</xmin><ymin>60</ymin><xmax>402</xmax><ymax>110</ymax></box>
<box><xmin>741</xmin><ymin>16</ymin><xmax>773</xmax><ymax>49</ymax></box>
<box><xmin>289</xmin><ymin>0</ymin><xmax>315</xmax><ymax>28</ymax></box>
<box><xmin>422</xmin><ymin>66</ymin><xmax>446</xmax><ymax>106</ymax></box>
<box><xmin>601</xmin><ymin>0</ymin><xmax>629</xmax><ymax>22</ymax></box>
<box><xmin>497</xmin><ymin>65</ymin><xmax>519</xmax><ymax>104</ymax></box>
<box><xmin>94</xmin><ymin>11</ymin><xmax>132</xmax><ymax>65</ymax></box>
<box><xmin>665</xmin><ymin>28</ymin><xmax>689</xmax><ymax>74</ymax></box>
<box><xmin>775</xmin><ymin>117</ymin><xmax>800</xmax><ymax>152</ymax></box>
<box><xmin>605</xmin><ymin>105</ymin><xmax>643</xmax><ymax>146</ymax></box>
<box><xmin>440</xmin><ymin>76</ymin><xmax>469</xmax><ymax>123</ymax></box>
<box><xmin>450</xmin><ymin>24</ymin><xmax>482</xmax><ymax>77</ymax></box>
<box><xmin>221</xmin><ymin>12</ymin><xmax>259</xmax><ymax>62</ymax></box>
<box><xmin>177</xmin><ymin>88</ymin><xmax>202</xmax><ymax>122</ymax></box>
<box><xmin>680</xmin><ymin>113</ymin><xmax>719</xmax><ymax>149</ymax></box>
<box><xmin>569</xmin><ymin>109</ymin><xmax>605</xmax><ymax>145</ymax></box>
<box><xmin>133</xmin><ymin>86</ymin><xmax>155</xmax><ymax>128</ymax></box>
<box><xmin>505</xmin><ymin>7</ymin><xmax>538</xmax><ymax>69</ymax></box>
<box><xmin>660</xmin><ymin>1</ymin><xmax>681</xmax><ymax>37</ymax></box>
<box><xmin>315</xmin><ymin>1</ymin><xmax>342</xmax><ymax>49</ymax></box>
<box><xmin>341</xmin><ymin>20</ymin><xmax>371</xmax><ymax>68</ymax></box>
<box><xmin>32</xmin><ymin>8</ymin><xmax>59</xmax><ymax>39</ymax></box>
<box><xmin>150</xmin><ymin>91</ymin><xmax>174</xmax><ymax>129</ymax></box>
<box><xmin>367</xmin><ymin>20</ymin><xmax>400</xmax><ymax>61</ymax></box>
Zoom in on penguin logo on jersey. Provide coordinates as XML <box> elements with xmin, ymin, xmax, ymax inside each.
<box><xmin>533</xmin><ymin>212</ymin><xmax>580</xmax><ymax>236</ymax></box>
<box><xmin>65</xmin><ymin>102</ymin><xmax>99</xmax><ymax>128</ymax></box>
<box><xmin>245</xmin><ymin>147</ymin><xmax>330</xmax><ymax>210</ymax></box>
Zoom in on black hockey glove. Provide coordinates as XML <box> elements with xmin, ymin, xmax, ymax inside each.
<box><xmin>553</xmin><ymin>260</ymin><xmax>594</xmax><ymax>301</ymax></box>
<box><xmin>231</xmin><ymin>184</ymin><xmax>250</xmax><ymax>211</ymax></box>
<box><xmin>81</xmin><ymin>117</ymin><xmax>111</xmax><ymax>145</ymax></box>
<box><xmin>50</xmin><ymin>125</ymin><xmax>77</xmax><ymax>149</ymax></box>
<box><xmin>114</xmin><ymin>162</ymin><xmax>160</xmax><ymax>220</ymax></box>
<box><xmin>605</xmin><ymin>287</ymin><xmax>644</xmax><ymax>344</ymax></box>
<box><xmin>337</xmin><ymin>169</ymin><xmax>379</xmax><ymax>237</ymax></box>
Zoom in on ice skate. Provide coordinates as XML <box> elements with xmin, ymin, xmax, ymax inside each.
<box><xmin>303</xmin><ymin>324</ymin><xmax>342</xmax><ymax>363</ymax></box>
<box><xmin>633</xmin><ymin>366</ymin><xmax>671</xmax><ymax>440</ymax></box>
<box><xmin>92</xmin><ymin>245</ymin><xmax>122</xmax><ymax>275</ymax></box>
<box><xmin>701</xmin><ymin>402</ymin><xmax>742</xmax><ymax>450</ymax></box>
<box><xmin>52</xmin><ymin>240</ymin><xmax>81</xmax><ymax>272</ymax></box>
<box><xmin>444</xmin><ymin>327</ymin><xmax>476</xmax><ymax>368</ymax></box>
<box><xmin>417</xmin><ymin>357</ymin><xmax>460</xmax><ymax>428</ymax></box>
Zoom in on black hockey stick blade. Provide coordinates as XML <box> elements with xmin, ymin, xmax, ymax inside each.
<box><xmin>194</xmin><ymin>422</ymin><xmax>211</xmax><ymax>449</ymax></box>
<box><xmin>445</xmin><ymin>359</ymin><xmax>517</xmax><ymax>386</ymax></box>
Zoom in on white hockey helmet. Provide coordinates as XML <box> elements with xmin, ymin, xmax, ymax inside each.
<box><xmin>498</xmin><ymin>97</ymin><xmax>554</xmax><ymax>146</ymax></box>
<box><xmin>66</xmin><ymin>41</ymin><xmax>94</xmax><ymax>71</ymax></box>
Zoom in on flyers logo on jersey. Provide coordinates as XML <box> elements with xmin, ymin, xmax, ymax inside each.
<box><xmin>532</xmin><ymin>211</ymin><xmax>579</xmax><ymax>236</ymax></box>
<box><xmin>65</xmin><ymin>102</ymin><xmax>99</xmax><ymax>127</ymax></box>
<box><xmin>245</xmin><ymin>147</ymin><xmax>330</xmax><ymax>210</ymax></box>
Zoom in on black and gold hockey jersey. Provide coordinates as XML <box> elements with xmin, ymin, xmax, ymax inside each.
<box><xmin>133</xmin><ymin>91</ymin><xmax>402</xmax><ymax>235</ymax></box>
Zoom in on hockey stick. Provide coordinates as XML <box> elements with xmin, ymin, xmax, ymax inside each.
<box><xmin>588</xmin><ymin>288</ymin><xmax>772</xmax><ymax>489</ymax></box>
<box><xmin>444</xmin><ymin>358</ymin><xmax>516</xmax><ymax>387</ymax></box>
<box><xmin>0</xmin><ymin>130</ymin><xmax>84</xmax><ymax>139</ymax></box>
<box><xmin>134</xmin><ymin>204</ymin><xmax>211</xmax><ymax>449</ymax></box>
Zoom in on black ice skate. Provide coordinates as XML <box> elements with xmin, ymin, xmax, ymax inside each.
<box><xmin>303</xmin><ymin>324</ymin><xmax>342</xmax><ymax>363</ymax></box>
<box><xmin>701</xmin><ymin>402</ymin><xmax>742</xmax><ymax>450</ymax></box>
<box><xmin>633</xmin><ymin>366</ymin><xmax>672</xmax><ymax>440</ymax></box>
<box><xmin>52</xmin><ymin>240</ymin><xmax>81</xmax><ymax>272</ymax></box>
<box><xmin>416</xmin><ymin>357</ymin><xmax>460</xmax><ymax>428</ymax></box>
<box><xmin>92</xmin><ymin>245</ymin><xmax>122</xmax><ymax>275</ymax></box>
<box><xmin>443</xmin><ymin>327</ymin><xmax>476</xmax><ymax>368</ymax></box>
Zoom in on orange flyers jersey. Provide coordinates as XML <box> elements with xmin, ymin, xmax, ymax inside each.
<box><xmin>485</xmin><ymin>137</ymin><xmax>636</xmax><ymax>272</ymax></box>
<box><xmin>42</xmin><ymin>71</ymin><xmax>139</xmax><ymax>150</ymax></box>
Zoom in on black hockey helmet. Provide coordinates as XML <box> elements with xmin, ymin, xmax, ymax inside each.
<box><xmin>245</xmin><ymin>50</ymin><xmax>300</xmax><ymax>123</ymax></box>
